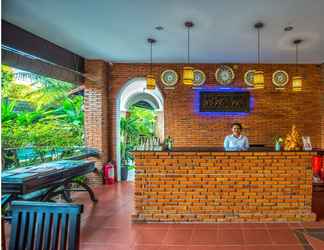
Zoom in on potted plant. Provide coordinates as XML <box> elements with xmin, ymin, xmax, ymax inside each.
<box><xmin>120</xmin><ymin>141</ymin><xmax>134</xmax><ymax>181</ymax></box>
<box><xmin>273</xmin><ymin>136</ymin><xmax>283</xmax><ymax>151</ymax></box>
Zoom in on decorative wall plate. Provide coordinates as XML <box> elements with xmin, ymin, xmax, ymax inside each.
<box><xmin>193</xmin><ymin>69</ymin><xmax>206</xmax><ymax>86</ymax></box>
<box><xmin>272</xmin><ymin>70</ymin><xmax>289</xmax><ymax>87</ymax></box>
<box><xmin>161</xmin><ymin>69</ymin><xmax>178</xmax><ymax>87</ymax></box>
<box><xmin>244</xmin><ymin>70</ymin><xmax>255</xmax><ymax>87</ymax></box>
<box><xmin>215</xmin><ymin>65</ymin><xmax>235</xmax><ymax>85</ymax></box>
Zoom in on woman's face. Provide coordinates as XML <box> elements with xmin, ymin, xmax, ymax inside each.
<box><xmin>232</xmin><ymin>125</ymin><xmax>241</xmax><ymax>137</ymax></box>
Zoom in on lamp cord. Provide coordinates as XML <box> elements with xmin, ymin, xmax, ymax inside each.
<box><xmin>295</xmin><ymin>43</ymin><xmax>298</xmax><ymax>75</ymax></box>
<box><xmin>257</xmin><ymin>28</ymin><xmax>260</xmax><ymax>64</ymax></box>
<box><xmin>187</xmin><ymin>26</ymin><xmax>190</xmax><ymax>64</ymax></box>
<box><xmin>150</xmin><ymin>41</ymin><xmax>153</xmax><ymax>74</ymax></box>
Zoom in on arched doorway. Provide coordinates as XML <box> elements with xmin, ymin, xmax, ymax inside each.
<box><xmin>116</xmin><ymin>78</ymin><xmax>164</xmax><ymax>181</ymax></box>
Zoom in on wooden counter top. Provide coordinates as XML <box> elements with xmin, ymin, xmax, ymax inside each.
<box><xmin>133</xmin><ymin>147</ymin><xmax>324</xmax><ymax>153</ymax></box>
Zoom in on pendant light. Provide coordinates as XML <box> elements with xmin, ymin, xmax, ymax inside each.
<box><xmin>292</xmin><ymin>39</ymin><xmax>303</xmax><ymax>92</ymax></box>
<box><xmin>183</xmin><ymin>21</ymin><xmax>194</xmax><ymax>86</ymax></box>
<box><xmin>146</xmin><ymin>38</ymin><xmax>156</xmax><ymax>90</ymax></box>
<box><xmin>253</xmin><ymin>22</ymin><xmax>265</xmax><ymax>89</ymax></box>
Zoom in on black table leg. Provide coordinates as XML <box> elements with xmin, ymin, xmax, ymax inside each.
<box><xmin>70</xmin><ymin>181</ymin><xmax>98</xmax><ymax>203</ymax></box>
<box><xmin>63</xmin><ymin>183</ymin><xmax>73</xmax><ymax>202</ymax></box>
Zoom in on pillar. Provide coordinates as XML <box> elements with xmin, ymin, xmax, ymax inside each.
<box><xmin>84</xmin><ymin>60</ymin><xmax>109</xmax><ymax>185</ymax></box>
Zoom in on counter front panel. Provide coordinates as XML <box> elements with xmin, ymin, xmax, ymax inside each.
<box><xmin>133</xmin><ymin>151</ymin><xmax>316</xmax><ymax>222</ymax></box>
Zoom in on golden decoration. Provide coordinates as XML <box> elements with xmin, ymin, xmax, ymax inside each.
<box><xmin>284</xmin><ymin>125</ymin><xmax>302</xmax><ymax>151</ymax></box>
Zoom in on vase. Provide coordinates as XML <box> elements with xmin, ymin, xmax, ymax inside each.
<box><xmin>275</xmin><ymin>143</ymin><xmax>281</xmax><ymax>151</ymax></box>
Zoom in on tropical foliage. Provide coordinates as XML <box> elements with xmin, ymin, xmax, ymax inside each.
<box><xmin>1</xmin><ymin>65</ymin><xmax>84</xmax><ymax>168</ymax></box>
<box><xmin>120</xmin><ymin>106</ymin><xmax>156</xmax><ymax>164</ymax></box>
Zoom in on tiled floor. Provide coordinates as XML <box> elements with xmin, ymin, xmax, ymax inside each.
<box><xmin>76</xmin><ymin>183</ymin><xmax>324</xmax><ymax>250</ymax></box>
<box><xmin>3</xmin><ymin>182</ymin><xmax>324</xmax><ymax>250</ymax></box>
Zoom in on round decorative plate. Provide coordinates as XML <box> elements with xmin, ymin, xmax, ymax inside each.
<box><xmin>215</xmin><ymin>65</ymin><xmax>235</xmax><ymax>85</ymax></box>
<box><xmin>161</xmin><ymin>69</ymin><xmax>178</xmax><ymax>87</ymax></box>
<box><xmin>272</xmin><ymin>70</ymin><xmax>289</xmax><ymax>87</ymax></box>
<box><xmin>193</xmin><ymin>69</ymin><xmax>206</xmax><ymax>86</ymax></box>
<box><xmin>244</xmin><ymin>70</ymin><xmax>255</xmax><ymax>87</ymax></box>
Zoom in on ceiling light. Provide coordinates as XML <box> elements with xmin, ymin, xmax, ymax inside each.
<box><xmin>146</xmin><ymin>38</ymin><xmax>156</xmax><ymax>90</ymax></box>
<box><xmin>183</xmin><ymin>21</ymin><xmax>194</xmax><ymax>86</ymax></box>
<box><xmin>292</xmin><ymin>39</ymin><xmax>303</xmax><ymax>92</ymax></box>
<box><xmin>253</xmin><ymin>22</ymin><xmax>264</xmax><ymax>89</ymax></box>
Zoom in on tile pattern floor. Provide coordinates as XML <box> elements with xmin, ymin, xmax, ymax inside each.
<box><xmin>78</xmin><ymin>183</ymin><xmax>324</xmax><ymax>250</ymax></box>
<box><xmin>3</xmin><ymin>182</ymin><xmax>324</xmax><ymax>250</ymax></box>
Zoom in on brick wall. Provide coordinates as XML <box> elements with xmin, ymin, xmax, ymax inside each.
<box><xmin>108</xmin><ymin>63</ymin><xmax>322</xmax><ymax>163</ymax></box>
<box><xmin>84</xmin><ymin>60</ymin><xmax>109</xmax><ymax>185</ymax></box>
<box><xmin>320</xmin><ymin>63</ymin><xmax>324</xmax><ymax>149</ymax></box>
<box><xmin>133</xmin><ymin>151</ymin><xmax>316</xmax><ymax>222</ymax></box>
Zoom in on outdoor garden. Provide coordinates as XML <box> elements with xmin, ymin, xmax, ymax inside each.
<box><xmin>1</xmin><ymin>65</ymin><xmax>84</xmax><ymax>169</ymax></box>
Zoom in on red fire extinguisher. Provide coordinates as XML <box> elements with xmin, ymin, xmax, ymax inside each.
<box><xmin>103</xmin><ymin>162</ymin><xmax>115</xmax><ymax>185</ymax></box>
<box><xmin>312</xmin><ymin>156</ymin><xmax>322</xmax><ymax>176</ymax></box>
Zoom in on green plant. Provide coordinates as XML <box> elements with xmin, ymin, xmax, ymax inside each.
<box><xmin>120</xmin><ymin>106</ymin><xmax>156</xmax><ymax>165</ymax></box>
<box><xmin>1</xmin><ymin>65</ymin><xmax>85</xmax><ymax>169</ymax></box>
<box><xmin>273</xmin><ymin>136</ymin><xmax>283</xmax><ymax>145</ymax></box>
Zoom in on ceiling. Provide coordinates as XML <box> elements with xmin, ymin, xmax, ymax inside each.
<box><xmin>2</xmin><ymin>0</ymin><xmax>324</xmax><ymax>64</ymax></box>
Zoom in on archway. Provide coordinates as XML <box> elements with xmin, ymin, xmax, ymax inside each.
<box><xmin>116</xmin><ymin>78</ymin><xmax>164</xmax><ymax>181</ymax></box>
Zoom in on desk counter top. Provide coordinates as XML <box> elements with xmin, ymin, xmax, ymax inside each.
<box><xmin>133</xmin><ymin>147</ymin><xmax>324</xmax><ymax>154</ymax></box>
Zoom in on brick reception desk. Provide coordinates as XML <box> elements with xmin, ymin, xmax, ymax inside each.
<box><xmin>133</xmin><ymin>149</ymin><xmax>318</xmax><ymax>222</ymax></box>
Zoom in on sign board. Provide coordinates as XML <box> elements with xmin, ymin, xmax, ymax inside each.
<box><xmin>199</xmin><ymin>91</ymin><xmax>250</xmax><ymax>112</ymax></box>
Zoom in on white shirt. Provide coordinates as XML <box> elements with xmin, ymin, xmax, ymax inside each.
<box><xmin>224</xmin><ymin>134</ymin><xmax>249</xmax><ymax>151</ymax></box>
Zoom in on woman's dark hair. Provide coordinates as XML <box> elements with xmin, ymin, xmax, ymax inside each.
<box><xmin>231</xmin><ymin>122</ymin><xmax>242</xmax><ymax>130</ymax></box>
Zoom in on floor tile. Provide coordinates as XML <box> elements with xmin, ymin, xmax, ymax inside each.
<box><xmin>163</xmin><ymin>230</ymin><xmax>193</xmax><ymax>245</ymax></box>
<box><xmin>217</xmin><ymin>223</ymin><xmax>243</xmax><ymax>230</ymax></box>
<box><xmin>189</xmin><ymin>246</ymin><xmax>244</xmax><ymax>250</ymax></box>
<box><xmin>243</xmin><ymin>245</ymin><xmax>304</xmax><ymax>250</ymax></box>
<box><xmin>133</xmin><ymin>245</ymin><xmax>161</xmax><ymax>250</ymax></box>
<box><xmin>81</xmin><ymin>243</ymin><xmax>131</xmax><ymax>250</ymax></box>
<box><xmin>218</xmin><ymin>230</ymin><xmax>244</xmax><ymax>245</ymax></box>
<box><xmin>81</xmin><ymin>228</ymin><xmax>134</xmax><ymax>244</ymax></box>
<box><xmin>266</xmin><ymin>223</ymin><xmax>290</xmax><ymax>229</ymax></box>
<box><xmin>159</xmin><ymin>246</ymin><xmax>189</xmax><ymax>250</ymax></box>
<box><xmin>241</xmin><ymin>223</ymin><xmax>267</xmax><ymax>230</ymax></box>
<box><xmin>133</xmin><ymin>229</ymin><xmax>168</xmax><ymax>244</ymax></box>
<box><xmin>194</xmin><ymin>224</ymin><xmax>219</xmax><ymax>230</ymax></box>
<box><xmin>190</xmin><ymin>229</ymin><xmax>219</xmax><ymax>245</ymax></box>
<box><xmin>243</xmin><ymin>229</ymin><xmax>272</xmax><ymax>244</ymax></box>
<box><xmin>268</xmin><ymin>230</ymin><xmax>300</xmax><ymax>244</ymax></box>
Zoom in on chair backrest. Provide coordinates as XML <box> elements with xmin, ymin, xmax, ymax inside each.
<box><xmin>9</xmin><ymin>201</ymin><xmax>83</xmax><ymax>250</ymax></box>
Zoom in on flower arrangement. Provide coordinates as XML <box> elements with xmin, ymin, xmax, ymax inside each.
<box><xmin>273</xmin><ymin>136</ymin><xmax>283</xmax><ymax>151</ymax></box>
<box><xmin>273</xmin><ymin>136</ymin><xmax>283</xmax><ymax>145</ymax></box>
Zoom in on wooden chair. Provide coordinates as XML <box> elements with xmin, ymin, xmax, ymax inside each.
<box><xmin>8</xmin><ymin>201</ymin><xmax>83</xmax><ymax>250</ymax></box>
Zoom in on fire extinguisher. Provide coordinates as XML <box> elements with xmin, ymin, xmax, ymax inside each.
<box><xmin>103</xmin><ymin>162</ymin><xmax>115</xmax><ymax>185</ymax></box>
<box><xmin>312</xmin><ymin>156</ymin><xmax>322</xmax><ymax>176</ymax></box>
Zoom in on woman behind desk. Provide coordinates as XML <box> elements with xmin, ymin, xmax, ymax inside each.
<box><xmin>224</xmin><ymin>123</ymin><xmax>249</xmax><ymax>151</ymax></box>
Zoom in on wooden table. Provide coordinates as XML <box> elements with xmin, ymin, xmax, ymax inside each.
<box><xmin>1</xmin><ymin>160</ymin><xmax>98</xmax><ymax>204</ymax></box>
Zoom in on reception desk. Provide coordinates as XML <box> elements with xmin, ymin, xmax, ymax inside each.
<box><xmin>133</xmin><ymin>149</ymin><xmax>319</xmax><ymax>222</ymax></box>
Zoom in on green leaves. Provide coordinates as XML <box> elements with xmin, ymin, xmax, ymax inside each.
<box><xmin>1</xmin><ymin>65</ymin><xmax>84</xmax><ymax>154</ymax></box>
<box><xmin>120</xmin><ymin>106</ymin><xmax>157</xmax><ymax>163</ymax></box>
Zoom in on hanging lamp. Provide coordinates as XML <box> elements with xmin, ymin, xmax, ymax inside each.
<box><xmin>292</xmin><ymin>39</ymin><xmax>303</xmax><ymax>92</ymax></box>
<box><xmin>253</xmin><ymin>22</ymin><xmax>265</xmax><ymax>89</ymax></box>
<box><xmin>146</xmin><ymin>38</ymin><xmax>156</xmax><ymax>90</ymax></box>
<box><xmin>183</xmin><ymin>21</ymin><xmax>194</xmax><ymax>86</ymax></box>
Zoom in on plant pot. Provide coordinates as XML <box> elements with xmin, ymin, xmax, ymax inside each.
<box><xmin>121</xmin><ymin>166</ymin><xmax>128</xmax><ymax>181</ymax></box>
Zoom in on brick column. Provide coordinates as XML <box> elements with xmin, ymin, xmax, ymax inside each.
<box><xmin>84</xmin><ymin>60</ymin><xmax>110</xmax><ymax>185</ymax></box>
<box><xmin>321</xmin><ymin>63</ymin><xmax>324</xmax><ymax>149</ymax></box>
